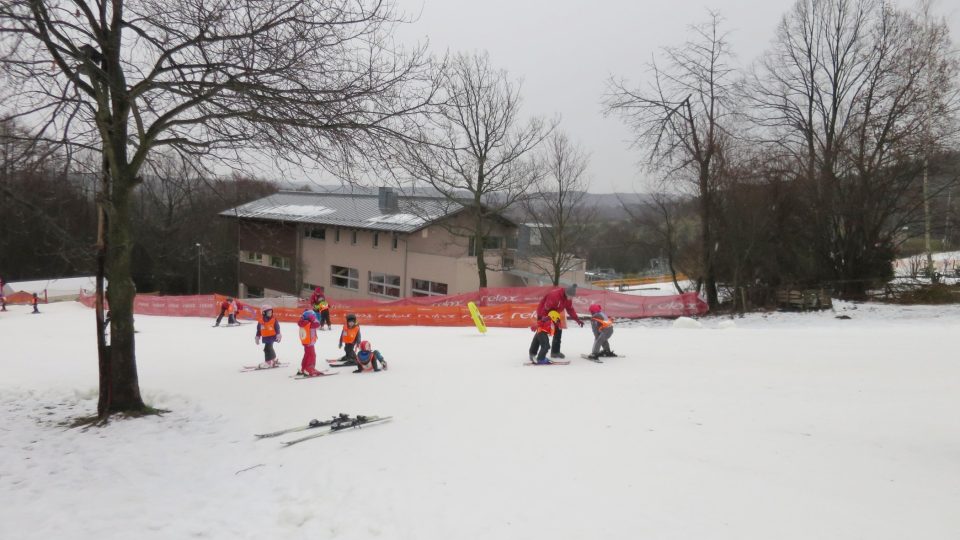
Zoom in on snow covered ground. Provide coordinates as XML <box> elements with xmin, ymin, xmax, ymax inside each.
<box><xmin>2</xmin><ymin>301</ymin><xmax>960</xmax><ymax>540</ymax></box>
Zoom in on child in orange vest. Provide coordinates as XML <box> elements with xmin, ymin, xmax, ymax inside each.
<box><xmin>586</xmin><ymin>304</ymin><xmax>616</xmax><ymax>360</ymax></box>
<box><xmin>255</xmin><ymin>305</ymin><xmax>281</xmax><ymax>368</ymax></box>
<box><xmin>338</xmin><ymin>313</ymin><xmax>361</xmax><ymax>365</ymax></box>
<box><xmin>297</xmin><ymin>309</ymin><xmax>323</xmax><ymax>376</ymax></box>
<box><xmin>528</xmin><ymin>310</ymin><xmax>560</xmax><ymax>364</ymax></box>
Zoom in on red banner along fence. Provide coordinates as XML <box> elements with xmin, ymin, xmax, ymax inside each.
<box><xmin>78</xmin><ymin>287</ymin><xmax>707</xmax><ymax>327</ymax></box>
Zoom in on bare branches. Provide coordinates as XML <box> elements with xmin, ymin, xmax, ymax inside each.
<box><xmin>603</xmin><ymin>11</ymin><xmax>736</xmax><ymax>307</ymax></box>
<box><xmin>521</xmin><ymin>131</ymin><xmax>592</xmax><ymax>285</ymax></box>
<box><xmin>394</xmin><ymin>51</ymin><xmax>554</xmax><ymax>287</ymax></box>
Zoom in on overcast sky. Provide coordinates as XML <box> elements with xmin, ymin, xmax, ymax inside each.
<box><xmin>394</xmin><ymin>0</ymin><xmax>960</xmax><ymax>194</ymax></box>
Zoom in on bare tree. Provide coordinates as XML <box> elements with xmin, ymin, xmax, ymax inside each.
<box><xmin>521</xmin><ymin>132</ymin><xmax>592</xmax><ymax>285</ymax></box>
<box><xmin>0</xmin><ymin>0</ymin><xmax>436</xmax><ymax>418</ymax></box>
<box><xmin>604</xmin><ymin>12</ymin><xmax>737</xmax><ymax>309</ymax></box>
<box><xmin>747</xmin><ymin>0</ymin><xmax>959</xmax><ymax>295</ymax></box>
<box><xmin>397</xmin><ymin>52</ymin><xmax>553</xmax><ymax>288</ymax></box>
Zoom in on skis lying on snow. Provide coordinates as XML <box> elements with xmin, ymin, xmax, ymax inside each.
<box><xmin>213</xmin><ymin>322</ymin><xmax>247</xmax><ymax>327</ymax></box>
<box><xmin>524</xmin><ymin>360</ymin><xmax>571</xmax><ymax>366</ymax></box>
<box><xmin>239</xmin><ymin>362</ymin><xmax>289</xmax><ymax>372</ymax></box>
<box><xmin>326</xmin><ymin>358</ymin><xmax>356</xmax><ymax>367</ymax></box>
<box><xmin>291</xmin><ymin>370</ymin><xmax>339</xmax><ymax>379</ymax></box>
<box><xmin>281</xmin><ymin>415</ymin><xmax>393</xmax><ymax>447</ymax></box>
<box><xmin>580</xmin><ymin>354</ymin><xmax>625</xmax><ymax>359</ymax></box>
<box><xmin>256</xmin><ymin>413</ymin><xmax>354</xmax><ymax>439</ymax></box>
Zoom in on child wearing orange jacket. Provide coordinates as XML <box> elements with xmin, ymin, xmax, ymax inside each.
<box><xmin>337</xmin><ymin>313</ymin><xmax>361</xmax><ymax>366</ymax></box>
<box><xmin>297</xmin><ymin>310</ymin><xmax>323</xmax><ymax>376</ymax></box>
<box><xmin>528</xmin><ymin>310</ymin><xmax>561</xmax><ymax>364</ymax></box>
<box><xmin>255</xmin><ymin>305</ymin><xmax>281</xmax><ymax>368</ymax></box>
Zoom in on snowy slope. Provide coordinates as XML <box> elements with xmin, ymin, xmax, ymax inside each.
<box><xmin>2</xmin><ymin>302</ymin><xmax>960</xmax><ymax>540</ymax></box>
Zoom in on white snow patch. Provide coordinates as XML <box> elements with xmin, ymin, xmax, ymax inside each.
<box><xmin>717</xmin><ymin>319</ymin><xmax>737</xmax><ymax>330</ymax></box>
<box><xmin>264</xmin><ymin>204</ymin><xmax>335</xmax><ymax>217</ymax></box>
<box><xmin>365</xmin><ymin>213</ymin><xmax>425</xmax><ymax>226</ymax></box>
<box><xmin>672</xmin><ymin>316</ymin><xmax>703</xmax><ymax>329</ymax></box>
<box><xmin>3</xmin><ymin>300</ymin><xmax>960</xmax><ymax>539</ymax></box>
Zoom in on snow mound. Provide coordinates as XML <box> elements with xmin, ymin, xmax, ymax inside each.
<box><xmin>672</xmin><ymin>316</ymin><xmax>703</xmax><ymax>329</ymax></box>
<box><xmin>717</xmin><ymin>320</ymin><xmax>737</xmax><ymax>330</ymax></box>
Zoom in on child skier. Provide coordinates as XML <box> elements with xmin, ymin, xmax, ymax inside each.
<box><xmin>255</xmin><ymin>304</ymin><xmax>281</xmax><ymax>368</ymax></box>
<box><xmin>354</xmin><ymin>340</ymin><xmax>387</xmax><ymax>373</ymax></box>
<box><xmin>297</xmin><ymin>309</ymin><xmax>323</xmax><ymax>377</ymax></box>
<box><xmin>529</xmin><ymin>310</ymin><xmax>561</xmax><ymax>364</ymax></box>
<box><xmin>214</xmin><ymin>297</ymin><xmax>230</xmax><ymax>326</ymax></box>
<box><xmin>31</xmin><ymin>293</ymin><xmax>40</xmax><ymax>314</ymax></box>
<box><xmin>586</xmin><ymin>304</ymin><xmax>616</xmax><ymax>360</ymax></box>
<box><xmin>310</xmin><ymin>287</ymin><xmax>332</xmax><ymax>330</ymax></box>
<box><xmin>338</xmin><ymin>313</ymin><xmax>361</xmax><ymax>365</ymax></box>
<box><xmin>228</xmin><ymin>297</ymin><xmax>239</xmax><ymax>325</ymax></box>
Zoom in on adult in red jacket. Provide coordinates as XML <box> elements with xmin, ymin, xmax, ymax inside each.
<box><xmin>536</xmin><ymin>284</ymin><xmax>584</xmax><ymax>359</ymax></box>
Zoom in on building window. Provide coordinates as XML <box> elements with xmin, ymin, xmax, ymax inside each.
<box><xmin>351</xmin><ymin>230</ymin><xmax>358</xmax><ymax>245</ymax></box>
<box><xmin>243</xmin><ymin>250</ymin><xmax>264</xmax><ymax>264</ymax></box>
<box><xmin>411</xmin><ymin>278</ymin><xmax>448</xmax><ymax>297</ymax></box>
<box><xmin>373</xmin><ymin>232</ymin><xmax>380</xmax><ymax>248</ymax></box>
<box><xmin>305</xmin><ymin>227</ymin><xmax>326</xmax><ymax>240</ymax></box>
<box><xmin>246</xmin><ymin>285</ymin><xmax>264</xmax><ymax>298</ymax></box>
<box><xmin>331</xmin><ymin>265</ymin><xmax>359</xmax><ymax>290</ymax></box>
<box><xmin>369</xmin><ymin>272</ymin><xmax>401</xmax><ymax>298</ymax></box>
<box><xmin>303</xmin><ymin>282</ymin><xmax>319</xmax><ymax>293</ymax></box>
<box><xmin>392</xmin><ymin>235</ymin><xmax>399</xmax><ymax>250</ymax></box>
<box><xmin>270</xmin><ymin>255</ymin><xmax>291</xmax><ymax>270</ymax></box>
<box><xmin>530</xmin><ymin>228</ymin><xmax>542</xmax><ymax>246</ymax></box>
<box><xmin>468</xmin><ymin>236</ymin><xmax>503</xmax><ymax>256</ymax></box>
<box><xmin>334</xmin><ymin>228</ymin><xmax>341</xmax><ymax>243</ymax></box>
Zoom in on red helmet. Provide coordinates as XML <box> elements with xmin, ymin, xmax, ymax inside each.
<box><xmin>588</xmin><ymin>303</ymin><xmax>602</xmax><ymax>314</ymax></box>
<box><xmin>359</xmin><ymin>340</ymin><xmax>372</xmax><ymax>352</ymax></box>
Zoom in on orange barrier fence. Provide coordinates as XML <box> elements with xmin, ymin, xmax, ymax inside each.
<box><xmin>215</xmin><ymin>294</ymin><xmax>540</xmax><ymax>328</ymax></box>
<box><xmin>78</xmin><ymin>286</ymin><xmax>707</xmax><ymax>326</ymax></box>
<box><xmin>2</xmin><ymin>291</ymin><xmax>45</xmax><ymax>305</ymax></box>
<box><xmin>590</xmin><ymin>274</ymin><xmax>688</xmax><ymax>288</ymax></box>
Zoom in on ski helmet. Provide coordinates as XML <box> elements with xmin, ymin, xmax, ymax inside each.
<box><xmin>359</xmin><ymin>340</ymin><xmax>372</xmax><ymax>352</ymax></box>
<box><xmin>262</xmin><ymin>304</ymin><xmax>273</xmax><ymax>313</ymax></box>
<box><xmin>589</xmin><ymin>303</ymin><xmax>602</xmax><ymax>314</ymax></box>
<box><xmin>346</xmin><ymin>313</ymin><xmax>357</xmax><ymax>325</ymax></box>
<box><xmin>302</xmin><ymin>309</ymin><xmax>316</xmax><ymax>320</ymax></box>
<box><xmin>547</xmin><ymin>310</ymin><xmax>562</xmax><ymax>323</ymax></box>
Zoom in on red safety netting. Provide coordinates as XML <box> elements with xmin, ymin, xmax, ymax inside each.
<box><xmin>78</xmin><ymin>286</ymin><xmax>707</xmax><ymax>326</ymax></box>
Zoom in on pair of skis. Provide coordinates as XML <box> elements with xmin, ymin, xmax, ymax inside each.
<box><xmin>239</xmin><ymin>362</ymin><xmax>289</xmax><ymax>372</ymax></box>
<box><xmin>256</xmin><ymin>414</ymin><xmax>392</xmax><ymax>446</ymax></box>
<box><xmin>525</xmin><ymin>354</ymin><xmax>626</xmax><ymax>366</ymax></box>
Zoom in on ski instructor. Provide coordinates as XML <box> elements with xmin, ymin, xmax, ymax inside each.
<box><xmin>535</xmin><ymin>284</ymin><xmax>584</xmax><ymax>359</ymax></box>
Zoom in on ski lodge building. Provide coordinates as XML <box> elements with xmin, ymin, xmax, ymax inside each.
<box><xmin>220</xmin><ymin>188</ymin><xmax>586</xmax><ymax>300</ymax></box>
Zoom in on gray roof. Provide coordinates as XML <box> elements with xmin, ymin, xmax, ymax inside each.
<box><xmin>219</xmin><ymin>190</ymin><xmax>466</xmax><ymax>233</ymax></box>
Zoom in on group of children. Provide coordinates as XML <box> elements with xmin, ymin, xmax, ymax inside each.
<box><xmin>251</xmin><ymin>287</ymin><xmax>387</xmax><ymax>377</ymax></box>
<box><xmin>243</xmin><ymin>283</ymin><xmax>615</xmax><ymax>372</ymax></box>
<box><xmin>528</xmin><ymin>284</ymin><xmax>617</xmax><ymax>365</ymax></box>
<box><xmin>528</xmin><ymin>303</ymin><xmax>616</xmax><ymax>364</ymax></box>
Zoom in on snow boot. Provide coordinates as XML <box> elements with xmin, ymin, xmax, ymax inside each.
<box><xmin>586</xmin><ymin>353</ymin><xmax>601</xmax><ymax>361</ymax></box>
<box><xmin>550</xmin><ymin>352</ymin><xmax>565</xmax><ymax>359</ymax></box>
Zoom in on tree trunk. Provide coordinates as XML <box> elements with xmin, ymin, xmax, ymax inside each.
<box><xmin>474</xmin><ymin>204</ymin><xmax>488</xmax><ymax>288</ymax></box>
<box><xmin>699</xmin><ymin>168</ymin><xmax>719</xmax><ymax>308</ymax></box>
<box><xmin>100</xmin><ymin>170</ymin><xmax>146</xmax><ymax>414</ymax></box>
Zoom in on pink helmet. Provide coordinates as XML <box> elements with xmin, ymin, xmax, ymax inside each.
<box><xmin>359</xmin><ymin>340</ymin><xmax>372</xmax><ymax>352</ymax></box>
<box><xmin>588</xmin><ymin>303</ymin><xmax>602</xmax><ymax>314</ymax></box>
